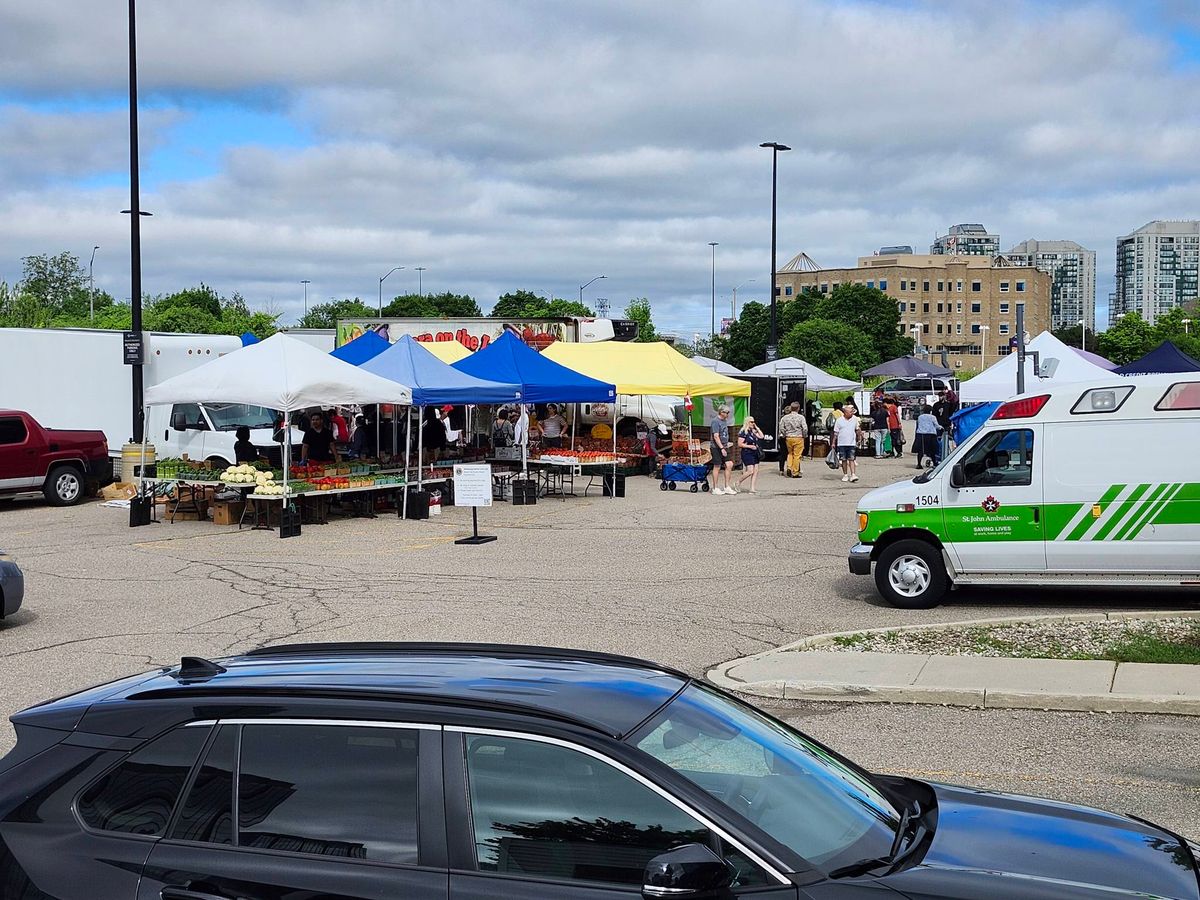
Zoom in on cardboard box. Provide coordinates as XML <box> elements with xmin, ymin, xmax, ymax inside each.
<box><xmin>101</xmin><ymin>482</ymin><xmax>137</xmax><ymax>501</ymax></box>
<box><xmin>169</xmin><ymin>499</ymin><xmax>208</xmax><ymax>521</ymax></box>
<box><xmin>212</xmin><ymin>500</ymin><xmax>246</xmax><ymax>526</ymax></box>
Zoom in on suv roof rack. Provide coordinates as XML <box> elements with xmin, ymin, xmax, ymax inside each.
<box><xmin>240</xmin><ymin>642</ymin><xmax>689</xmax><ymax>680</ymax></box>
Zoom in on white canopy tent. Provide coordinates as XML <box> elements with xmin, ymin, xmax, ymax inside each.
<box><xmin>691</xmin><ymin>355</ymin><xmax>743</xmax><ymax>375</ymax></box>
<box><xmin>145</xmin><ymin>334</ymin><xmax>412</xmax><ymax>522</ymax></box>
<box><xmin>959</xmin><ymin>332</ymin><xmax>1114</xmax><ymax>403</ymax></box>
<box><xmin>744</xmin><ymin>357</ymin><xmax>862</xmax><ymax>392</ymax></box>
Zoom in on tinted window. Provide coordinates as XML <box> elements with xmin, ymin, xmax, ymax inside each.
<box><xmin>173</xmin><ymin>723</ymin><xmax>235</xmax><ymax>845</ymax></box>
<box><xmin>78</xmin><ymin>725</ymin><xmax>210</xmax><ymax>836</ymax></box>
<box><xmin>238</xmin><ymin>724</ymin><xmax>419</xmax><ymax>864</ymax></box>
<box><xmin>960</xmin><ymin>429</ymin><xmax>1034</xmax><ymax>486</ymax></box>
<box><xmin>0</xmin><ymin>418</ymin><xmax>27</xmax><ymax>445</ymax></box>
<box><xmin>465</xmin><ymin>734</ymin><xmax>710</xmax><ymax>886</ymax></box>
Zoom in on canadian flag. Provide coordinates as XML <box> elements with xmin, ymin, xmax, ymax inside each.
<box><xmin>684</xmin><ymin>394</ymin><xmax>694</xmax><ymax>412</ymax></box>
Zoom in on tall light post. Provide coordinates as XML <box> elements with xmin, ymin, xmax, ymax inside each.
<box><xmin>910</xmin><ymin>324</ymin><xmax>924</xmax><ymax>356</ymax></box>
<box><xmin>1078</xmin><ymin>318</ymin><xmax>1086</xmax><ymax>351</ymax></box>
<box><xmin>378</xmin><ymin>266</ymin><xmax>404</xmax><ymax>315</ymax></box>
<box><xmin>732</xmin><ymin>278</ymin><xmax>755</xmax><ymax>320</ymax></box>
<box><xmin>760</xmin><ymin>141</ymin><xmax>791</xmax><ymax>360</ymax></box>
<box><xmin>708</xmin><ymin>242</ymin><xmax>718</xmax><ymax>340</ymax></box>
<box><xmin>125</xmin><ymin>0</ymin><xmax>146</xmax><ymax>446</ymax></box>
<box><xmin>300</xmin><ymin>280</ymin><xmax>311</xmax><ymax>318</ymax></box>
<box><xmin>979</xmin><ymin>324</ymin><xmax>990</xmax><ymax>369</ymax></box>
<box><xmin>88</xmin><ymin>245</ymin><xmax>99</xmax><ymax>322</ymax></box>
<box><xmin>579</xmin><ymin>274</ymin><xmax>606</xmax><ymax>306</ymax></box>
<box><xmin>415</xmin><ymin>266</ymin><xmax>426</xmax><ymax>298</ymax></box>
<box><xmin>1182</xmin><ymin>318</ymin><xmax>1192</xmax><ymax>335</ymax></box>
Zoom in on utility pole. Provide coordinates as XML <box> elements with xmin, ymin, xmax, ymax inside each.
<box><xmin>760</xmin><ymin>142</ymin><xmax>791</xmax><ymax>360</ymax></box>
<box><xmin>88</xmin><ymin>245</ymin><xmax>99</xmax><ymax>322</ymax></box>
<box><xmin>708</xmin><ymin>242</ymin><xmax>718</xmax><ymax>340</ymax></box>
<box><xmin>415</xmin><ymin>266</ymin><xmax>426</xmax><ymax>297</ymax></box>
<box><xmin>301</xmin><ymin>280</ymin><xmax>311</xmax><ymax>318</ymax></box>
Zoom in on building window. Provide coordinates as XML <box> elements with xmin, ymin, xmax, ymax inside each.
<box><xmin>971</xmin><ymin>280</ymin><xmax>982</xmax><ymax>292</ymax></box>
<box><xmin>937</xmin><ymin>280</ymin><xmax>945</xmax><ymax>292</ymax></box>
<box><xmin>909</xmin><ymin>302</ymin><xmax>916</xmax><ymax>312</ymax></box>
<box><xmin>937</xmin><ymin>324</ymin><xmax>944</xmax><ymax>334</ymax></box>
<box><xmin>923</xmin><ymin>280</ymin><xmax>931</xmax><ymax>292</ymax></box>
<box><xmin>999</xmin><ymin>302</ymin><xmax>1009</xmax><ymax>314</ymax></box>
<box><xmin>820</xmin><ymin>282</ymin><xmax>828</xmax><ymax>293</ymax></box>
<box><xmin>1000</xmin><ymin>281</ymin><xmax>1010</xmax><ymax>292</ymax></box>
<box><xmin>936</xmin><ymin>302</ymin><xmax>943</xmax><ymax>313</ymax></box>
<box><xmin>1016</xmin><ymin>280</ymin><xmax>1026</xmax><ymax>292</ymax></box>
<box><xmin>956</xmin><ymin>302</ymin><xmax>963</xmax><ymax>313</ymax></box>
<box><xmin>971</xmin><ymin>323</ymin><xmax>982</xmax><ymax>334</ymax></box>
<box><xmin>971</xmin><ymin>301</ymin><xmax>982</xmax><ymax>313</ymax></box>
<box><xmin>896</xmin><ymin>302</ymin><xmax>905</xmax><ymax>314</ymax></box>
<box><xmin>922</xmin><ymin>302</ymin><xmax>929</xmax><ymax>313</ymax></box>
<box><xmin>900</xmin><ymin>280</ymin><xmax>907</xmax><ymax>291</ymax></box>
<box><xmin>956</xmin><ymin>280</ymin><xmax>964</xmax><ymax>292</ymax></box>
<box><xmin>866</xmin><ymin>281</ymin><xmax>874</xmax><ymax>289</ymax></box>
<box><xmin>956</xmin><ymin>324</ymin><xmax>963</xmax><ymax>334</ymax></box>
<box><xmin>999</xmin><ymin>323</ymin><xmax>1010</xmax><ymax>334</ymax></box>
<box><xmin>775</xmin><ymin>286</ymin><xmax>781</xmax><ymax>296</ymax></box>
<box><xmin>878</xmin><ymin>279</ymin><xmax>887</xmax><ymax>291</ymax></box>
<box><xmin>922</xmin><ymin>323</ymin><xmax>929</xmax><ymax>334</ymax></box>
<box><xmin>784</xmin><ymin>285</ymin><xmax>793</xmax><ymax>296</ymax></box>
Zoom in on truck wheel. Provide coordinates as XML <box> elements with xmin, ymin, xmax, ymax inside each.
<box><xmin>874</xmin><ymin>539</ymin><xmax>948</xmax><ymax>609</ymax></box>
<box><xmin>44</xmin><ymin>465</ymin><xmax>84</xmax><ymax>506</ymax></box>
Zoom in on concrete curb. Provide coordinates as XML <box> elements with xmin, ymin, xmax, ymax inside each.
<box><xmin>708</xmin><ymin>611</ymin><xmax>1200</xmax><ymax>716</ymax></box>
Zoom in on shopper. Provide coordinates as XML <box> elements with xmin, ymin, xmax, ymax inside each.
<box><xmin>541</xmin><ymin>403</ymin><xmax>568</xmax><ymax>448</ymax></box>
<box><xmin>422</xmin><ymin>407</ymin><xmax>448</xmax><ymax>464</ymax></box>
<box><xmin>491</xmin><ymin>409</ymin><xmax>514</xmax><ymax>449</ymax></box>
<box><xmin>736</xmin><ymin>416</ymin><xmax>764</xmax><ymax>493</ymax></box>
<box><xmin>832</xmin><ymin>403</ymin><xmax>860</xmax><ymax>483</ymax></box>
<box><xmin>913</xmin><ymin>404</ymin><xmax>941</xmax><ymax>468</ymax></box>
<box><xmin>885</xmin><ymin>396</ymin><xmax>903</xmax><ymax>459</ymax></box>
<box><xmin>301</xmin><ymin>412</ymin><xmax>339</xmax><ymax>464</ymax></box>
<box><xmin>779</xmin><ymin>401</ymin><xmax>808</xmax><ymax>477</ymax></box>
<box><xmin>709</xmin><ymin>405</ymin><xmax>736</xmax><ymax>495</ymax></box>
<box><xmin>869</xmin><ymin>400</ymin><xmax>890</xmax><ymax>459</ymax></box>
<box><xmin>233</xmin><ymin>426</ymin><xmax>259</xmax><ymax>464</ymax></box>
<box><xmin>328</xmin><ymin>408</ymin><xmax>349</xmax><ymax>443</ymax></box>
<box><xmin>348</xmin><ymin>415</ymin><xmax>369</xmax><ymax>459</ymax></box>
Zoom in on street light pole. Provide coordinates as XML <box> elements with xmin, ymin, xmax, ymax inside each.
<box><xmin>760</xmin><ymin>141</ymin><xmax>791</xmax><ymax>360</ymax></box>
<box><xmin>579</xmin><ymin>274</ymin><xmax>606</xmax><ymax>306</ymax></box>
<box><xmin>979</xmin><ymin>325</ymin><xmax>990</xmax><ymax>369</ymax></box>
<box><xmin>1078</xmin><ymin>318</ymin><xmax>1086</xmax><ymax>351</ymax></box>
<box><xmin>301</xmin><ymin>280</ymin><xmax>311</xmax><ymax>318</ymax></box>
<box><xmin>378</xmin><ymin>266</ymin><xmax>404</xmax><ymax>315</ymax></box>
<box><xmin>127</xmin><ymin>0</ymin><xmax>145</xmax><ymax>445</ymax></box>
<box><xmin>708</xmin><ymin>242</ymin><xmax>718</xmax><ymax>340</ymax></box>
<box><xmin>415</xmin><ymin>266</ymin><xmax>426</xmax><ymax>298</ymax></box>
<box><xmin>89</xmin><ymin>245</ymin><xmax>99</xmax><ymax>322</ymax></box>
<box><xmin>732</xmin><ymin>278</ymin><xmax>755</xmax><ymax>319</ymax></box>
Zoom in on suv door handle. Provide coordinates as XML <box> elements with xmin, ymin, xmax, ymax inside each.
<box><xmin>162</xmin><ymin>888</ymin><xmax>229</xmax><ymax>900</ymax></box>
<box><xmin>1032</xmin><ymin>507</ymin><xmax>1040</xmax><ymax>523</ymax></box>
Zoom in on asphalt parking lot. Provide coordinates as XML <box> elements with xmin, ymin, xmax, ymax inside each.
<box><xmin>2</xmin><ymin>453</ymin><xmax>1197</xmax><ymax>835</ymax></box>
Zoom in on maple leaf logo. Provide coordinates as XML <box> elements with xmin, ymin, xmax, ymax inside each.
<box><xmin>981</xmin><ymin>496</ymin><xmax>1001</xmax><ymax>513</ymax></box>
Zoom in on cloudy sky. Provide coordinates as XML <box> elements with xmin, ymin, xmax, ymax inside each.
<box><xmin>1</xmin><ymin>0</ymin><xmax>1198</xmax><ymax>336</ymax></box>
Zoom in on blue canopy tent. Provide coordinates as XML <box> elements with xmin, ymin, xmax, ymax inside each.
<box><xmin>453</xmin><ymin>331</ymin><xmax>615</xmax><ymax>404</ymax></box>
<box><xmin>950</xmin><ymin>401</ymin><xmax>1000</xmax><ymax>444</ymax></box>
<box><xmin>1114</xmin><ymin>341</ymin><xmax>1200</xmax><ymax>375</ymax></box>
<box><xmin>240</xmin><ymin>332</ymin><xmax>260</xmax><ymax>346</ymax></box>
<box><xmin>330</xmin><ymin>329</ymin><xmax>389</xmax><ymax>365</ymax></box>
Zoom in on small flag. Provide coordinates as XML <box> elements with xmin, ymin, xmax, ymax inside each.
<box><xmin>684</xmin><ymin>394</ymin><xmax>693</xmax><ymax>412</ymax></box>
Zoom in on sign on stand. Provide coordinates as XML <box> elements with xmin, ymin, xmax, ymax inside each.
<box><xmin>453</xmin><ymin>464</ymin><xmax>497</xmax><ymax>545</ymax></box>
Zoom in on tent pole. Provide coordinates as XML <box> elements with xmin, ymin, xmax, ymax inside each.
<box><xmin>418</xmin><ymin>406</ymin><xmax>424</xmax><ymax>490</ymax></box>
<box><xmin>611</xmin><ymin>416</ymin><xmax>617</xmax><ymax>500</ymax></box>
<box><xmin>402</xmin><ymin>406</ymin><xmax>411</xmax><ymax>519</ymax></box>
<box><xmin>571</xmin><ymin>403</ymin><xmax>577</xmax><ymax>450</ymax></box>
<box><xmin>283</xmin><ymin>412</ymin><xmax>291</xmax><ymax>521</ymax></box>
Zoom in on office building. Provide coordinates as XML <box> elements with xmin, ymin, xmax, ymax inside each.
<box><xmin>1110</xmin><ymin>221</ymin><xmax>1200</xmax><ymax>326</ymax></box>
<box><xmin>777</xmin><ymin>252</ymin><xmax>1050</xmax><ymax>371</ymax></box>
<box><xmin>1006</xmin><ymin>239</ymin><xmax>1096</xmax><ymax>332</ymax></box>
<box><xmin>931</xmin><ymin>223</ymin><xmax>1001</xmax><ymax>257</ymax></box>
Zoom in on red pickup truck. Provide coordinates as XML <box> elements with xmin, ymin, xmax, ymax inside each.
<box><xmin>0</xmin><ymin>410</ymin><xmax>113</xmax><ymax>506</ymax></box>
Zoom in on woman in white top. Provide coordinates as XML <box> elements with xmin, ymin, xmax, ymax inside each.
<box><xmin>831</xmin><ymin>403</ymin><xmax>861</xmax><ymax>483</ymax></box>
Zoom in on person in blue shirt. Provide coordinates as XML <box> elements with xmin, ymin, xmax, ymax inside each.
<box><xmin>736</xmin><ymin>416</ymin><xmax>765</xmax><ymax>493</ymax></box>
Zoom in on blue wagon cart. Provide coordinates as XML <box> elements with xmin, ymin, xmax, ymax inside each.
<box><xmin>660</xmin><ymin>461</ymin><xmax>710</xmax><ymax>493</ymax></box>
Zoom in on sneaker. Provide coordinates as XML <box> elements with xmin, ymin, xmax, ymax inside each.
<box><xmin>850</xmin><ymin>474</ymin><xmax>860</xmax><ymax>482</ymax></box>
<box><xmin>841</xmin><ymin>474</ymin><xmax>849</xmax><ymax>482</ymax></box>
<box><xmin>726</xmin><ymin>487</ymin><xmax>738</xmax><ymax>494</ymax></box>
<box><xmin>712</xmin><ymin>487</ymin><xmax>726</xmax><ymax>495</ymax></box>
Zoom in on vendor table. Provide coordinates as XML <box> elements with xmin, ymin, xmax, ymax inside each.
<box><xmin>526</xmin><ymin>460</ymin><xmax>620</xmax><ymax>498</ymax></box>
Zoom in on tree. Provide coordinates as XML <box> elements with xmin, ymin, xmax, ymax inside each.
<box><xmin>814</xmin><ymin>283</ymin><xmax>910</xmax><ymax>361</ymax></box>
<box><xmin>491</xmin><ymin>291</ymin><xmax>593</xmax><ymax>318</ymax></box>
<box><xmin>298</xmin><ymin>298</ymin><xmax>375</xmax><ymax>329</ymax></box>
<box><xmin>624</xmin><ymin>297</ymin><xmax>658</xmax><ymax>342</ymax></box>
<box><xmin>721</xmin><ymin>301</ymin><xmax>770</xmax><ymax>371</ymax></box>
<box><xmin>1052</xmin><ymin>324</ymin><xmax>1087</xmax><ymax>349</ymax></box>
<box><xmin>20</xmin><ymin>251</ymin><xmax>87</xmax><ymax>315</ymax></box>
<box><xmin>1097</xmin><ymin>312</ymin><xmax>1155</xmax><ymax>365</ymax></box>
<box><xmin>151</xmin><ymin>284</ymin><xmax>223</xmax><ymax>318</ymax></box>
<box><xmin>780</xmin><ymin>319</ymin><xmax>877</xmax><ymax>373</ymax></box>
<box><xmin>1151</xmin><ymin>306</ymin><xmax>1200</xmax><ymax>360</ymax></box>
<box><xmin>382</xmin><ymin>291</ymin><xmax>481</xmax><ymax>318</ymax></box>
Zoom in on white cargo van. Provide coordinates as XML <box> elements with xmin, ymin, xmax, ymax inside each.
<box><xmin>849</xmin><ymin>374</ymin><xmax>1200</xmax><ymax>607</ymax></box>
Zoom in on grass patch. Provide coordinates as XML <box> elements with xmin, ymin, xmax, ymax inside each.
<box><xmin>1102</xmin><ymin>625</ymin><xmax>1200</xmax><ymax>665</ymax></box>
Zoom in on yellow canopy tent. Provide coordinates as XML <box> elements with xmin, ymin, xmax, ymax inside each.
<box><xmin>542</xmin><ymin>341</ymin><xmax>750</xmax><ymax>397</ymax></box>
<box><xmin>420</xmin><ymin>340</ymin><xmax>471</xmax><ymax>364</ymax></box>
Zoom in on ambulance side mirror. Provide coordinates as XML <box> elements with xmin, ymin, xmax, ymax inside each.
<box><xmin>950</xmin><ymin>464</ymin><xmax>965</xmax><ymax>489</ymax></box>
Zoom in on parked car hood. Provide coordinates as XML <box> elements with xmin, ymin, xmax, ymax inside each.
<box><xmin>887</xmin><ymin>782</ymin><xmax>1199</xmax><ymax>898</ymax></box>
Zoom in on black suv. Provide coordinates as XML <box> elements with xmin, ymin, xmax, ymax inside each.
<box><xmin>0</xmin><ymin>643</ymin><xmax>1196</xmax><ymax>899</ymax></box>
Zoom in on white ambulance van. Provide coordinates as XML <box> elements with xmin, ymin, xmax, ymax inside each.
<box><xmin>849</xmin><ymin>373</ymin><xmax>1200</xmax><ymax>608</ymax></box>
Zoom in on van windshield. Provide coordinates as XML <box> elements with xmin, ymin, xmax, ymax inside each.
<box><xmin>205</xmin><ymin>404</ymin><xmax>278</xmax><ymax>431</ymax></box>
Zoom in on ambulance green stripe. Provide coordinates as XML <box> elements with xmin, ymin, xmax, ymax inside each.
<box><xmin>1126</xmin><ymin>483</ymin><xmax>1184</xmax><ymax>541</ymax></box>
<box><xmin>1092</xmin><ymin>483</ymin><xmax>1151</xmax><ymax>542</ymax></box>
<box><xmin>1064</xmin><ymin>483</ymin><xmax>1126</xmax><ymax>542</ymax></box>
<box><xmin>1111</xmin><ymin>482</ymin><xmax>1169</xmax><ymax>541</ymax></box>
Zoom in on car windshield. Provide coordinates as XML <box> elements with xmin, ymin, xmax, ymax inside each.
<box><xmin>205</xmin><ymin>404</ymin><xmax>278</xmax><ymax>431</ymax></box>
<box><xmin>630</xmin><ymin>684</ymin><xmax>900</xmax><ymax>871</ymax></box>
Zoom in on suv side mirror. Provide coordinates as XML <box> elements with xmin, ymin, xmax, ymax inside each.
<box><xmin>950</xmin><ymin>463</ymin><xmax>966</xmax><ymax>489</ymax></box>
<box><xmin>171</xmin><ymin>412</ymin><xmax>187</xmax><ymax>431</ymax></box>
<box><xmin>643</xmin><ymin>844</ymin><xmax>733</xmax><ymax>898</ymax></box>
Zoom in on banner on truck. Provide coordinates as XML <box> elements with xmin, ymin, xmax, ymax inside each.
<box><xmin>336</xmin><ymin>320</ymin><xmax>571</xmax><ymax>352</ymax></box>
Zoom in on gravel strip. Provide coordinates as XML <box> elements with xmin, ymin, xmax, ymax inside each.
<box><xmin>827</xmin><ymin>617</ymin><xmax>1200</xmax><ymax>660</ymax></box>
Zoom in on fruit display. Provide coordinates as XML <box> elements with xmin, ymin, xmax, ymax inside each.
<box><xmin>534</xmin><ymin>451</ymin><xmax>624</xmax><ymax>465</ymax></box>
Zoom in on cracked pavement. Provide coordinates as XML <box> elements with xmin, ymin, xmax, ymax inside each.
<box><xmin>1</xmin><ymin>456</ymin><xmax>1198</xmax><ymax>834</ymax></box>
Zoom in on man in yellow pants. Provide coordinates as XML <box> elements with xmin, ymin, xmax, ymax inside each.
<box><xmin>779</xmin><ymin>402</ymin><xmax>808</xmax><ymax>478</ymax></box>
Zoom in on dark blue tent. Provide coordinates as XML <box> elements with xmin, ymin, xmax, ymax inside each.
<box><xmin>361</xmin><ymin>335</ymin><xmax>521</xmax><ymax>406</ymax></box>
<box><xmin>330</xmin><ymin>330</ymin><xmax>389</xmax><ymax>365</ymax></box>
<box><xmin>864</xmin><ymin>355</ymin><xmax>953</xmax><ymax>378</ymax></box>
<box><xmin>240</xmin><ymin>331</ymin><xmax>260</xmax><ymax>346</ymax></box>
<box><xmin>950</xmin><ymin>401</ymin><xmax>1000</xmax><ymax>444</ymax></box>
<box><xmin>1114</xmin><ymin>341</ymin><xmax>1200</xmax><ymax>375</ymax></box>
<box><xmin>453</xmin><ymin>331</ymin><xmax>615</xmax><ymax>403</ymax></box>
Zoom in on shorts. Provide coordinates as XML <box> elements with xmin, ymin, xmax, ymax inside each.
<box><xmin>836</xmin><ymin>446</ymin><xmax>857</xmax><ymax>461</ymax></box>
<box><xmin>710</xmin><ymin>445</ymin><xmax>729</xmax><ymax>468</ymax></box>
<box><xmin>740</xmin><ymin>450</ymin><xmax>760</xmax><ymax>467</ymax></box>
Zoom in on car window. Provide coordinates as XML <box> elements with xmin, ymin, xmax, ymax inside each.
<box><xmin>173</xmin><ymin>723</ymin><xmax>236</xmax><ymax>845</ymax></box>
<box><xmin>464</xmin><ymin>733</ymin><xmax>757</xmax><ymax>888</ymax></box>
<box><xmin>172</xmin><ymin>403</ymin><xmax>206</xmax><ymax>429</ymax></box>
<box><xmin>77</xmin><ymin>724</ymin><xmax>212</xmax><ymax>836</ymax></box>
<box><xmin>0</xmin><ymin>417</ymin><xmax>28</xmax><ymax>445</ymax></box>
<box><xmin>959</xmin><ymin>429</ymin><xmax>1034</xmax><ymax>486</ymax></box>
<box><xmin>237</xmin><ymin>723</ymin><xmax>419</xmax><ymax>864</ymax></box>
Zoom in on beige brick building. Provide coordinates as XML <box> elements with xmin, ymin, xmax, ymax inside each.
<box><xmin>777</xmin><ymin>252</ymin><xmax>1051</xmax><ymax>372</ymax></box>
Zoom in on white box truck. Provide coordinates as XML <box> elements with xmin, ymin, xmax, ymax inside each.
<box><xmin>0</xmin><ymin>328</ymin><xmax>291</xmax><ymax>475</ymax></box>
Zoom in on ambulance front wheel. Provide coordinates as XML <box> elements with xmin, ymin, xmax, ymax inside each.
<box><xmin>875</xmin><ymin>539</ymin><xmax>948</xmax><ymax>609</ymax></box>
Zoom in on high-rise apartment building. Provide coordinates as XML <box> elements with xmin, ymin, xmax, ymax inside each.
<box><xmin>1110</xmin><ymin>221</ymin><xmax>1200</xmax><ymax>326</ymax></box>
<box><xmin>1006</xmin><ymin>239</ymin><xmax>1096</xmax><ymax>332</ymax></box>
<box><xmin>777</xmin><ymin>252</ymin><xmax>1050</xmax><ymax>371</ymax></box>
<box><xmin>931</xmin><ymin>223</ymin><xmax>1000</xmax><ymax>257</ymax></box>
